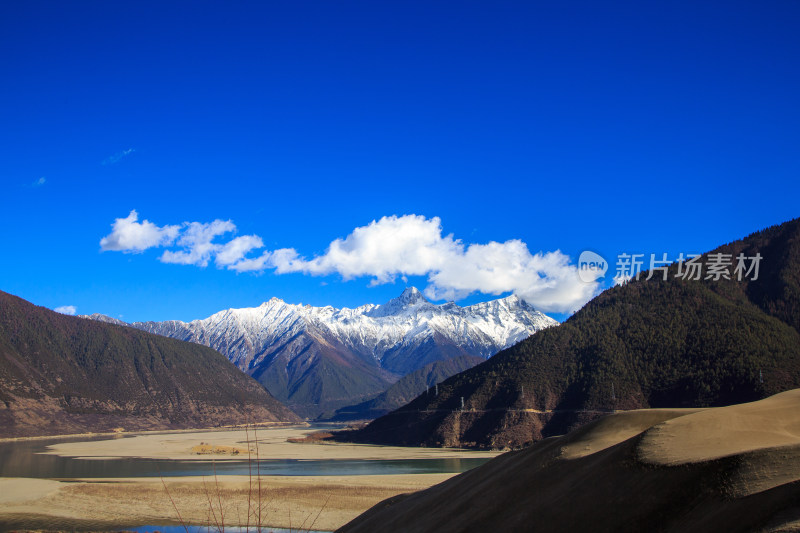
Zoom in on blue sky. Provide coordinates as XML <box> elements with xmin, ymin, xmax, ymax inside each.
<box><xmin>1</xmin><ymin>1</ymin><xmax>799</xmax><ymax>323</ymax></box>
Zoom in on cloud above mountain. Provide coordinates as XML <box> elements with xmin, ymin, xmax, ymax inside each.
<box><xmin>99</xmin><ymin>210</ymin><xmax>180</xmax><ymax>252</ymax></box>
<box><xmin>100</xmin><ymin>211</ymin><xmax>598</xmax><ymax>313</ymax></box>
<box><xmin>160</xmin><ymin>219</ymin><xmax>237</xmax><ymax>267</ymax></box>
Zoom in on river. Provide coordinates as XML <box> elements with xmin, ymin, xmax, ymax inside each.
<box><xmin>0</xmin><ymin>433</ymin><xmax>490</xmax><ymax>479</ymax></box>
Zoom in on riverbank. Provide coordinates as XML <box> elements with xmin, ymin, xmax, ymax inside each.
<box><xmin>41</xmin><ymin>425</ymin><xmax>499</xmax><ymax>461</ymax></box>
<box><xmin>0</xmin><ymin>421</ymin><xmax>303</xmax><ymax>444</ymax></box>
<box><xmin>0</xmin><ymin>425</ymin><xmax>499</xmax><ymax>531</ymax></box>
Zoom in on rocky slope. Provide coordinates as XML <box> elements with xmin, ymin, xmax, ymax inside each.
<box><xmin>329</xmin><ymin>355</ymin><xmax>485</xmax><ymax>421</ymax></box>
<box><xmin>0</xmin><ymin>291</ymin><xmax>300</xmax><ymax>438</ymax></box>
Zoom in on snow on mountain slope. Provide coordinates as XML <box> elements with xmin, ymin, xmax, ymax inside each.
<box><xmin>135</xmin><ymin>288</ymin><xmax>555</xmax><ymax>366</ymax></box>
<box><xmin>122</xmin><ymin>288</ymin><xmax>557</xmax><ymax>418</ymax></box>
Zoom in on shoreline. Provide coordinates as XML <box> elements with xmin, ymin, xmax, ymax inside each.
<box><xmin>1</xmin><ymin>424</ymin><xmax>500</xmax><ymax>531</ymax></box>
<box><xmin>0</xmin><ymin>421</ymin><xmax>308</xmax><ymax>444</ymax></box>
<box><xmin>38</xmin><ymin>426</ymin><xmax>499</xmax><ymax>462</ymax></box>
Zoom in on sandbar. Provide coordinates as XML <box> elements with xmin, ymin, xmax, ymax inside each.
<box><xmin>42</xmin><ymin>425</ymin><xmax>499</xmax><ymax>461</ymax></box>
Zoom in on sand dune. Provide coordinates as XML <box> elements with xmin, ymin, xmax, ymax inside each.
<box><xmin>557</xmin><ymin>407</ymin><xmax>704</xmax><ymax>459</ymax></box>
<box><xmin>339</xmin><ymin>390</ymin><xmax>800</xmax><ymax>533</ymax></box>
<box><xmin>639</xmin><ymin>389</ymin><xmax>800</xmax><ymax>465</ymax></box>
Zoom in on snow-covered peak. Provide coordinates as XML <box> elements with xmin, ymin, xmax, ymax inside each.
<box><xmin>80</xmin><ymin>313</ymin><xmax>128</xmax><ymax>327</ymax></box>
<box><xmin>465</xmin><ymin>294</ymin><xmax>522</xmax><ymax>313</ymax></box>
<box><xmin>260</xmin><ymin>296</ymin><xmax>285</xmax><ymax>307</ymax></box>
<box><xmin>400</xmin><ymin>286</ymin><xmax>425</xmax><ymax>302</ymax></box>
<box><xmin>368</xmin><ymin>286</ymin><xmax>433</xmax><ymax>317</ymax></box>
<box><xmin>124</xmin><ymin>288</ymin><xmax>558</xmax><ymax>373</ymax></box>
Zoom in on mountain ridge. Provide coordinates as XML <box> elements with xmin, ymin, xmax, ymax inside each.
<box><xmin>0</xmin><ymin>290</ymin><xmax>301</xmax><ymax>438</ymax></box>
<box><xmin>328</xmin><ymin>354</ymin><xmax>485</xmax><ymax>421</ymax></box>
<box><xmin>91</xmin><ymin>289</ymin><xmax>557</xmax><ymax>418</ymax></box>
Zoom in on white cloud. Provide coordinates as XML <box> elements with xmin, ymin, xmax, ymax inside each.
<box><xmin>427</xmin><ymin>241</ymin><xmax>599</xmax><ymax>313</ymax></box>
<box><xmin>215</xmin><ymin>234</ymin><xmax>264</xmax><ymax>266</ymax></box>
<box><xmin>227</xmin><ymin>250</ymin><xmax>274</xmax><ymax>272</ymax></box>
<box><xmin>102</xmin><ymin>148</ymin><xmax>136</xmax><ymax>165</ymax></box>
<box><xmin>271</xmin><ymin>215</ymin><xmax>459</xmax><ymax>282</ymax></box>
<box><xmin>33</xmin><ymin>177</ymin><xmax>46</xmax><ymax>187</ymax></box>
<box><xmin>54</xmin><ymin>305</ymin><xmax>77</xmax><ymax>315</ymax></box>
<box><xmin>266</xmin><ymin>215</ymin><xmax>598</xmax><ymax>313</ymax></box>
<box><xmin>100</xmin><ymin>212</ymin><xmax>600</xmax><ymax>313</ymax></box>
<box><xmin>99</xmin><ymin>210</ymin><xmax>180</xmax><ymax>252</ymax></box>
<box><xmin>159</xmin><ymin>219</ymin><xmax>236</xmax><ymax>267</ymax></box>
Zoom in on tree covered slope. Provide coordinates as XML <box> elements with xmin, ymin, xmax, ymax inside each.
<box><xmin>0</xmin><ymin>291</ymin><xmax>300</xmax><ymax>438</ymax></box>
<box><xmin>344</xmin><ymin>218</ymin><xmax>800</xmax><ymax>448</ymax></box>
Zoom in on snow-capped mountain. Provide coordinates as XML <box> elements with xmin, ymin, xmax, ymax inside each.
<box><xmin>94</xmin><ymin>288</ymin><xmax>557</xmax><ymax>418</ymax></box>
<box><xmin>82</xmin><ymin>313</ymin><xmax>129</xmax><ymax>327</ymax></box>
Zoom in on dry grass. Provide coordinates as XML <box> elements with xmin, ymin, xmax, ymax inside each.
<box><xmin>2</xmin><ymin>475</ymin><xmax>453</xmax><ymax>532</ymax></box>
<box><xmin>190</xmin><ymin>443</ymin><xmax>250</xmax><ymax>456</ymax></box>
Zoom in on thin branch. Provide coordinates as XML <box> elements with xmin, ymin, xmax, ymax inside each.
<box><xmin>307</xmin><ymin>493</ymin><xmax>332</xmax><ymax>533</ymax></box>
<box><xmin>202</xmin><ymin>476</ymin><xmax>222</xmax><ymax>533</ymax></box>
<box><xmin>213</xmin><ymin>459</ymin><xmax>225</xmax><ymax>533</ymax></box>
<box><xmin>159</xmin><ymin>471</ymin><xmax>190</xmax><ymax>533</ymax></box>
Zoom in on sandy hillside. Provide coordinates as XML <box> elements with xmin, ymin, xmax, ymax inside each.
<box><xmin>339</xmin><ymin>390</ymin><xmax>800</xmax><ymax>533</ymax></box>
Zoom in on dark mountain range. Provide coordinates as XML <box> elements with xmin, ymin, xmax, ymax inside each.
<box><xmin>0</xmin><ymin>291</ymin><xmax>300</xmax><ymax>438</ymax></box>
<box><xmin>327</xmin><ymin>355</ymin><xmax>484</xmax><ymax>421</ymax></box>
<box><xmin>343</xmin><ymin>218</ymin><xmax>800</xmax><ymax>449</ymax></box>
